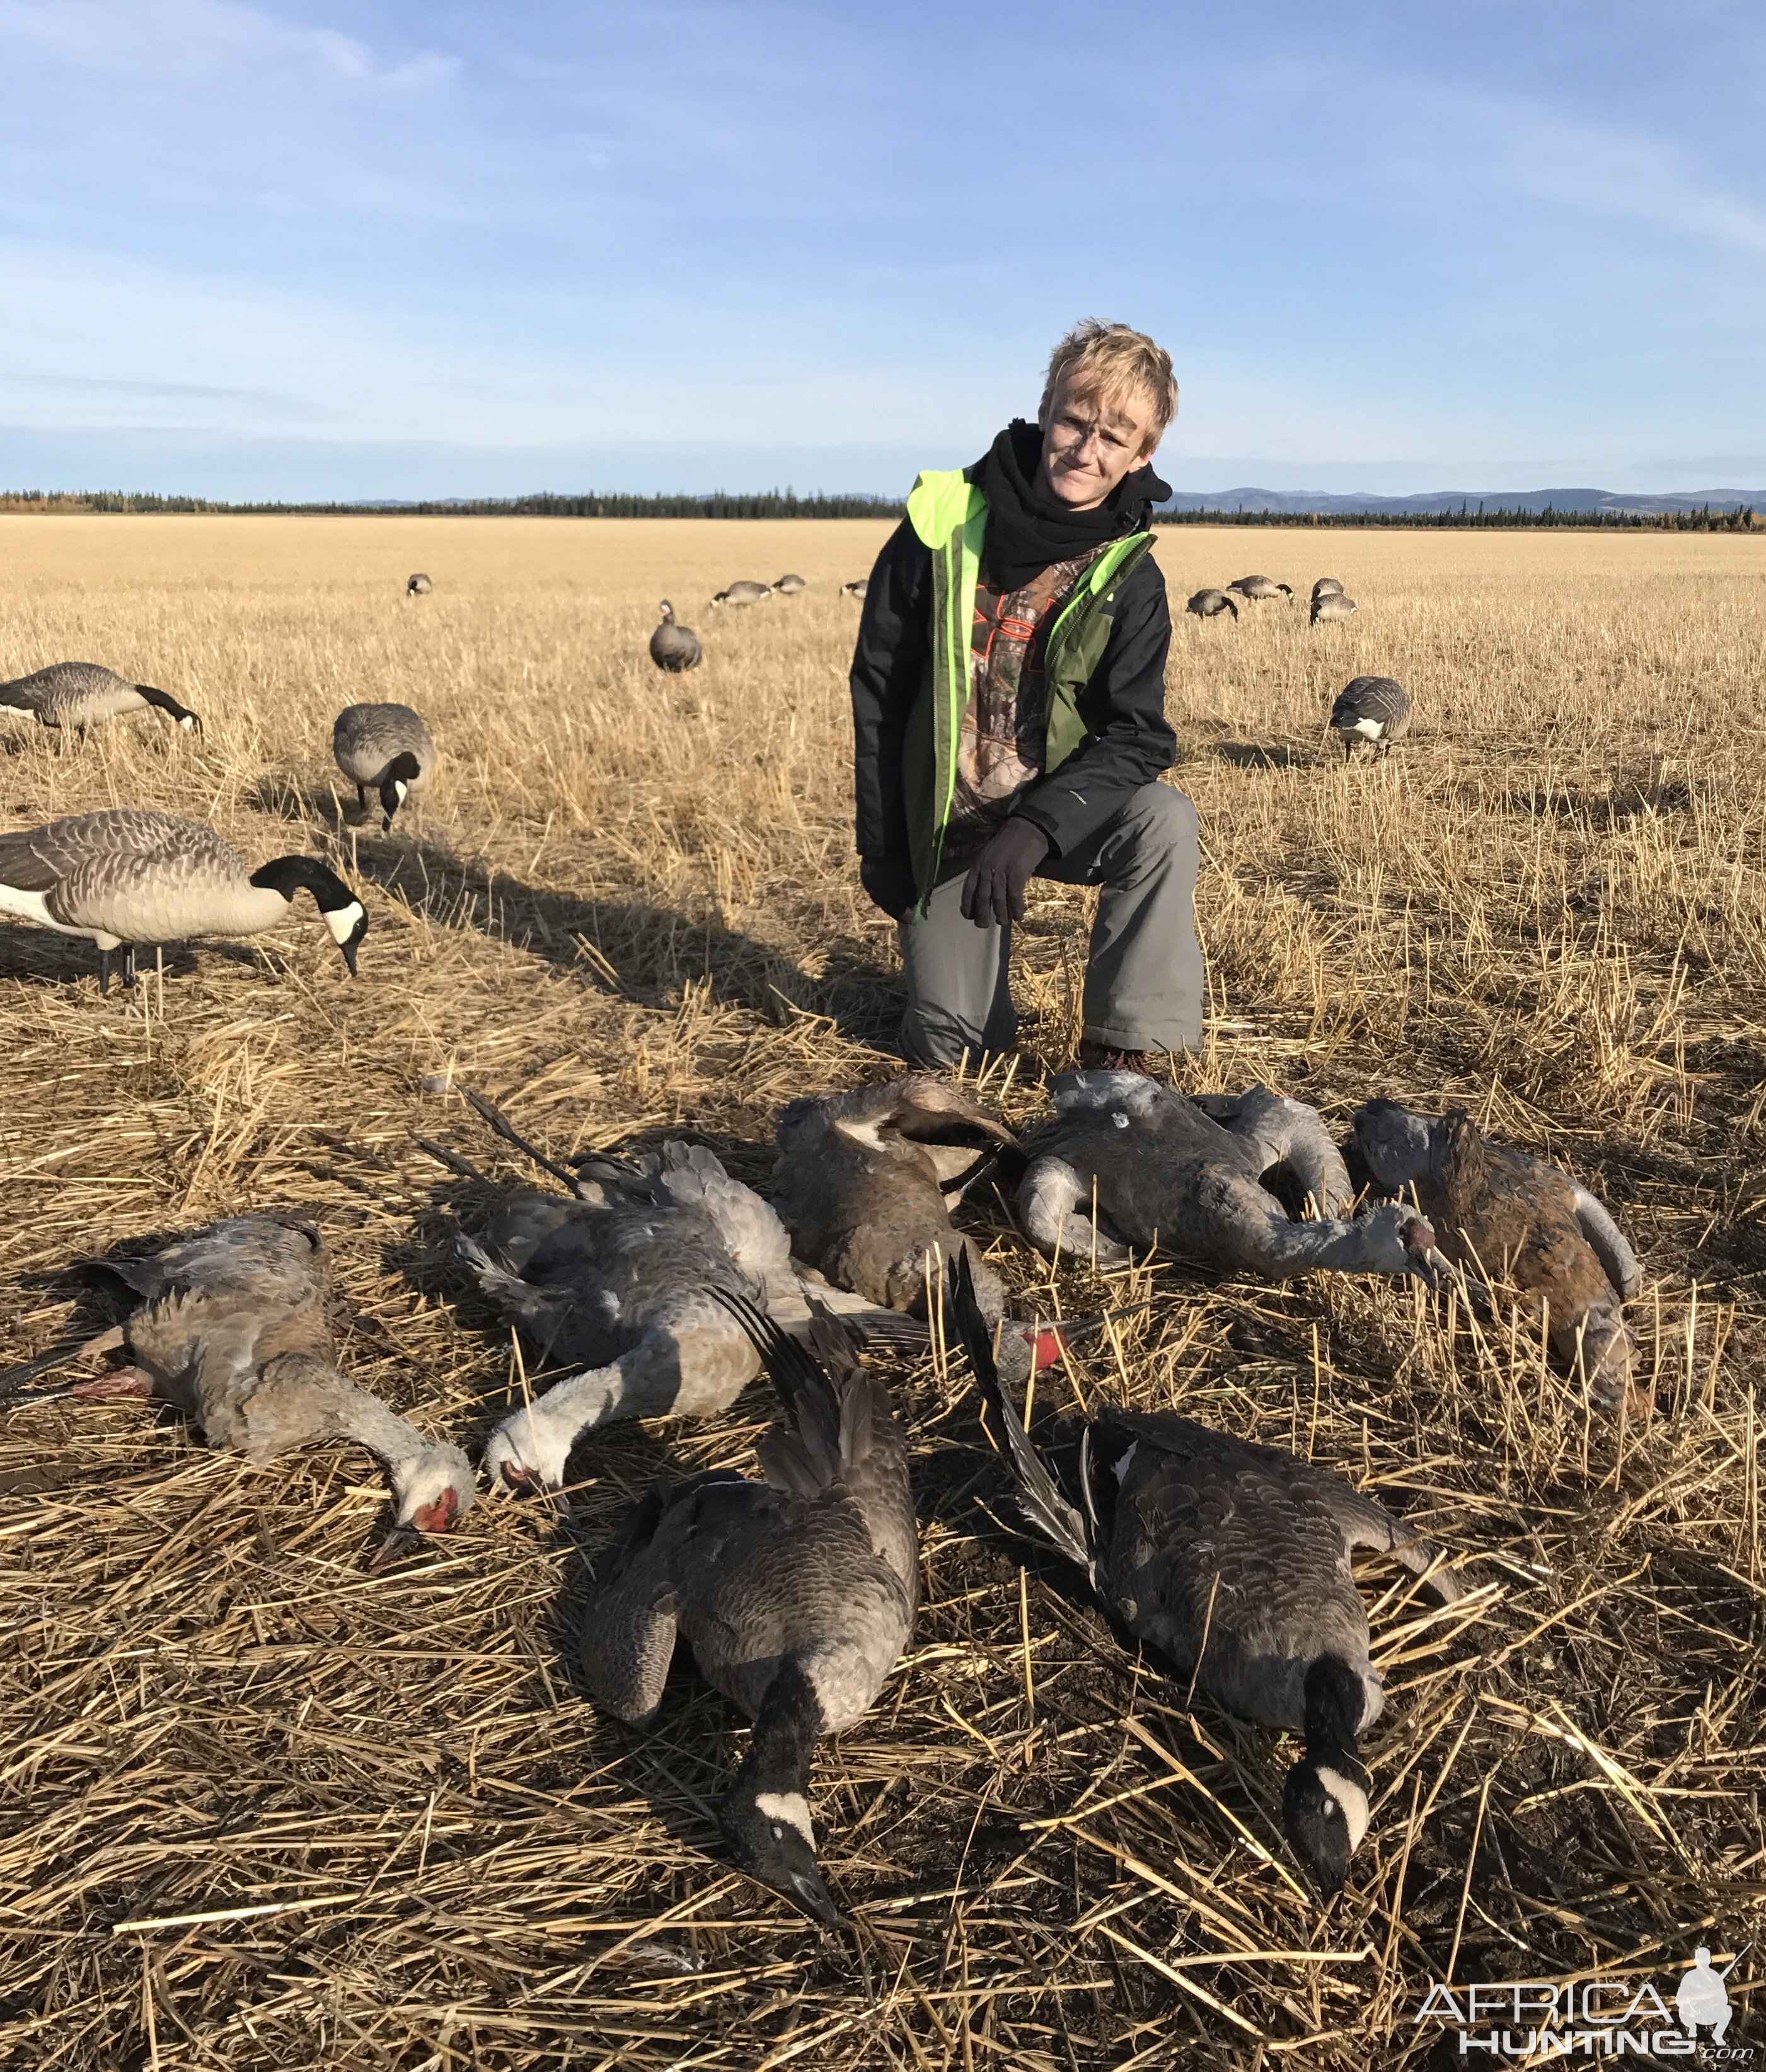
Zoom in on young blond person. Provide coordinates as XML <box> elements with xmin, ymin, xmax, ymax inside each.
<box><xmin>849</xmin><ymin>320</ymin><xmax>1203</xmax><ymax>1072</ymax></box>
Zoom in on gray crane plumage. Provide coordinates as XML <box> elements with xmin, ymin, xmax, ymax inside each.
<box><xmin>945</xmin><ymin>1253</ymin><xmax>1460</xmax><ymax>1894</ymax></box>
<box><xmin>0</xmin><ymin>661</ymin><xmax>200</xmax><ymax>736</ymax></box>
<box><xmin>1019</xmin><ymin>1072</ymin><xmax>1437</xmax><ymax>1283</ymax></box>
<box><xmin>11</xmin><ymin>1216</ymin><xmax>473</xmax><ymax>1558</ymax></box>
<box><xmin>582</xmin><ymin>1297</ymin><xmax>918</xmax><ymax>1923</ymax></box>
<box><xmin>1186</xmin><ymin>588</ymin><xmax>1239</xmax><ymax>620</ymax></box>
<box><xmin>332</xmin><ymin>703</ymin><xmax>437</xmax><ymax>830</ymax></box>
<box><xmin>1329</xmin><ymin>676</ymin><xmax>1413</xmax><ymax>759</ymax></box>
<box><xmin>0</xmin><ymin>809</ymin><xmax>367</xmax><ymax>993</ymax></box>
<box><xmin>649</xmin><ymin>601</ymin><xmax>703</xmax><ymax>673</ymax></box>
<box><xmin>711</xmin><ymin>581</ymin><xmax>773</xmax><ymax>608</ymax></box>
<box><xmin>1227</xmin><ymin>576</ymin><xmax>1292</xmax><ymax>601</ymax></box>
<box><xmin>1311</xmin><ymin>592</ymin><xmax>1358</xmax><ymax>625</ymax></box>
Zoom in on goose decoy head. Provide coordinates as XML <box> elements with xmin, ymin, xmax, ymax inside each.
<box><xmin>371</xmin><ymin>1440</ymin><xmax>477</xmax><ymax>1566</ymax></box>
<box><xmin>719</xmin><ymin>1781</ymin><xmax>842</xmax><ymax>1928</ymax></box>
<box><xmin>249</xmin><ymin>856</ymin><xmax>369</xmax><ymax>975</ymax></box>
<box><xmin>378</xmin><ymin>752</ymin><xmax>422</xmax><ymax>831</ymax></box>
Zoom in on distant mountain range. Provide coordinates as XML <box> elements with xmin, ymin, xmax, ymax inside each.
<box><xmin>1158</xmin><ymin>486</ymin><xmax>1764</xmax><ymax>516</ymax></box>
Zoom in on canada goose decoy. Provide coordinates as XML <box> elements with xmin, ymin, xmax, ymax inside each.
<box><xmin>4</xmin><ymin>1216</ymin><xmax>473</xmax><ymax>1562</ymax></box>
<box><xmin>1348</xmin><ymin>1101</ymin><xmax>1646</xmax><ymax>1412</ymax></box>
<box><xmin>1227</xmin><ymin>576</ymin><xmax>1292</xmax><ymax>602</ymax></box>
<box><xmin>1312</xmin><ymin>577</ymin><xmax>1344</xmax><ymax>602</ymax></box>
<box><xmin>332</xmin><ymin>703</ymin><xmax>437</xmax><ymax>831</ymax></box>
<box><xmin>771</xmin><ymin>574</ymin><xmax>807</xmax><ymax>595</ymax></box>
<box><xmin>1311</xmin><ymin>593</ymin><xmax>1358</xmax><ymax>626</ymax></box>
<box><xmin>407</xmin><ymin>572</ymin><xmax>432</xmax><ymax>596</ymax></box>
<box><xmin>1329</xmin><ymin>676</ymin><xmax>1413</xmax><ymax>760</ymax></box>
<box><xmin>841</xmin><ymin>579</ymin><xmax>868</xmax><ymax>601</ymax></box>
<box><xmin>945</xmin><ymin>1252</ymin><xmax>1462</xmax><ymax>1895</ymax></box>
<box><xmin>649</xmin><ymin>601</ymin><xmax>703</xmax><ymax>674</ymax></box>
<box><xmin>1186</xmin><ymin>589</ymin><xmax>1239</xmax><ymax>621</ymax></box>
<box><xmin>0</xmin><ymin>809</ymin><xmax>367</xmax><ymax>994</ymax></box>
<box><xmin>773</xmin><ymin>1075</ymin><xmax>1080</xmax><ymax>1380</ymax></box>
<box><xmin>0</xmin><ymin>661</ymin><xmax>201</xmax><ymax>738</ymax></box>
<box><xmin>1019</xmin><ymin>1073</ymin><xmax>1437</xmax><ymax>1284</ymax></box>
<box><xmin>711</xmin><ymin>581</ymin><xmax>773</xmax><ymax>608</ymax></box>
<box><xmin>582</xmin><ymin>1294</ymin><xmax>917</xmax><ymax>1926</ymax></box>
<box><xmin>419</xmin><ymin>1093</ymin><xmax>921</xmax><ymax>1495</ymax></box>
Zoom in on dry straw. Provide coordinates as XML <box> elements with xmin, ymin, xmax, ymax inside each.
<box><xmin>1</xmin><ymin>516</ymin><xmax>1762</xmax><ymax>2066</ymax></box>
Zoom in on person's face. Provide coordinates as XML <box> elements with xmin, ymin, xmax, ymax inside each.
<box><xmin>1037</xmin><ymin>374</ymin><xmax>1159</xmax><ymax>511</ymax></box>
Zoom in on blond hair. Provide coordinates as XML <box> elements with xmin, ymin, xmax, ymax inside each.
<box><xmin>1041</xmin><ymin>320</ymin><xmax>1178</xmax><ymax>443</ymax></box>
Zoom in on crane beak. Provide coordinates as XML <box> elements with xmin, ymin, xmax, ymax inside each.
<box><xmin>369</xmin><ymin>1522</ymin><xmax>424</xmax><ymax>1570</ymax></box>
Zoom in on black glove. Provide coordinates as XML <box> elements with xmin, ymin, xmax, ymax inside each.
<box><xmin>961</xmin><ymin>818</ymin><xmax>1051</xmax><ymax>929</ymax></box>
<box><xmin>860</xmin><ymin>854</ymin><xmax>918</xmax><ymax>920</ymax></box>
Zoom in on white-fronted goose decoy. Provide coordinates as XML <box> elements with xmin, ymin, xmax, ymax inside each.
<box><xmin>1227</xmin><ymin>576</ymin><xmax>1292</xmax><ymax>601</ymax></box>
<box><xmin>1348</xmin><ymin>1100</ymin><xmax>1646</xmax><ymax>1413</ymax></box>
<box><xmin>773</xmin><ymin>1074</ymin><xmax>1080</xmax><ymax>1382</ymax></box>
<box><xmin>4</xmin><ymin>1216</ymin><xmax>473</xmax><ymax>1561</ymax></box>
<box><xmin>582</xmin><ymin>1296</ymin><xmax>916</xmax><ymax>1924</ymax></box>
<box><xmin>772</xmin><ymin>574</ymin><xmax>807</xmax><ymax>595</ymax></box>
<box><xmin>0</xmin><ymin>662</ymin><xmax>201</xmax><ymax>737</ymax></box>
<box><xmin>711</xmin><ymin>581</ymin><xmax>773</xmax><ymax>608</ymax></box>
<box><xmin>420</xmin><ymin>1094</ymin><xmax>920</xmax><ymax>1495</ymax></box>
<box><xmin>1186</xmin><ymin>588</ymin><xmax>1238</xmax><ymax>620</ymax></box>
<box><xmin>946</xmin><ymin>1253</ymin><xmax>1462</xmax><ymax>1895</ymax></box>
<box><xmin>407</xmin><ymin>572</ymin><xmax>432</xmax><ymax>596</ymax></box>
<box><xmin>1329</xmin><ymin>676</ymin><xmax>1412</xmax><ymax>760</ymax></box>
<box><xmin>841</xmin><ymin>579</ymin><xmax>868</xmax><ymax>601</ymax></box>
<box><xmin>1019</xmin><ymin>1073</ymin><xmax>1436</xmax><ymax>1283</ymax></box>
<box><xmin>0</xmin><ymin>809</ymin><xmax>367</xmax><ymax>993</ymax></box>
<box><xmin>649</xmin><ymin>601</ymin><xmax>702</xmax><ymax>673</ymax></box>
<box><xmin>1312</xmin><ymin>577</ymin><xmax>1344</xmax><ymax>602</ymax></box>
<box><xmin>332</xmin><ymin>703</ymin><xmax>437</xmax><ymax>831</ymax></box>
<box><xmin>1311</xmin><ymin>592</ymin><xmax>1358</xmax><ymax>625</ymax></box>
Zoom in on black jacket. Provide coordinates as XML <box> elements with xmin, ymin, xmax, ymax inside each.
<box><xmin>849</xmin><ymin>516</ymin><xmax>1175</xmax><ymax>868</ymax></box>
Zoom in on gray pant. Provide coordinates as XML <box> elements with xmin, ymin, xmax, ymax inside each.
<box><xmin>897</xmin><ymin>781</ymin><xmax>1204</xmax><ymax>1067</ymax></box>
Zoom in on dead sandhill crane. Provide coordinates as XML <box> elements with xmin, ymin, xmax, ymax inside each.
<box><xmin>947</xmin><ymin>1251</ymin><xmax>1461</xmax><ymax>1895</ymax></box>
<box><xmin>582</xmin><ymin>1297</ymin><xmax>916</xmax><ymax>1924</ymax></box>
<box><xmin>1348</xmin><ymin>1099</ymin><xmax>1646</xmax><ymax>1413</ymax></box>
<box><xmin>1186</xmin><ymin>589</ymin><xmax>1238</xmax><ymax>620</ymax></box>
<box><xmin>3</xmin><ymin>1215</ymin><xmax>474</xmax><ymax>1561</ymax></box>
<box><xmin>1018</xmin><ymin>1073</ymin><xmax>1437</xmax><ymax>1284</ymax></box>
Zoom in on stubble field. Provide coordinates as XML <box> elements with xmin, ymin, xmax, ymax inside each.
<box><xmin>1</xmin><ymin>515</ymin><xmax>1763</xmax><ymax>2069</ymax></box>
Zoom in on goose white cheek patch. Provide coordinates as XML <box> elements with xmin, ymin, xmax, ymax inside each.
<box><xmin>325</xmin><ymin>901</ymin><xmax>366</xmax><ymax>946</ymax></box>
<box><xmin>754</xmin><ymin>1791</ymin><xmax>816</xmax><ymax>1848</ymax></box>
<box><xmin>1315</xmin><ymin>1766</ymin><xmax>1370</xmax><ymax>1852</ymax></box>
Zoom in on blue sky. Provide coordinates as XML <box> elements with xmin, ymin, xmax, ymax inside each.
<box><xmin>1</xmin><ymin>1</ymin><xmax>1763</xmax><ymax>499</ymax></box>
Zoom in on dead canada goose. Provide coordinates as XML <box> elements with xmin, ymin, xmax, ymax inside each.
<box><xmin>582</xmin><ymin>1295</ymin><xmax>916</xmax><ymax>1925</ymax></box>
<box><xmin>3</xmin><ymin>1216</ymin><xmax>473</xmax><ymax>1563</ymax></box>
<box><xmin>0</xmin><ymin>809</ymin><xmax>367</xmax><ymax>994</ymax></box>
<box><xmin>1312</xmin><ymin>577</ymin><xmax>1344</xmax><ymax>602</ymax></box>
<box><xmin>1329</xmin><ymin>676</ymin><xmax>1413</xmax><ymax>760</ymax></box>
<box><xmin>649</xmin><ymin>601</ymin><xmax>702</xmax><ymax>674</ymax></box>
<box><xmin>418</xmin><ymin>1094</ymin><xmax>922</xmax><ymax>1495</ymax></box>
<box><xmin>1186</xmin><ymin>589</ymin><xmax>1239</xmax><ymax>620</ymax></box>
<box><xmin>332</xmin><ymin>703</ymin><xmax>436</xmax><ymax>832</ymax></box>
<box><xmin>0</xmin><ymin>661</ymin><xmax>201</xmax><ymax>737</ymax></box>
<box><xmin>1227</xmin><ymin>576</ymin><xmax>1292</xmax><ymax>602</ymax></box>
<box><xmin>1019</xmin><ymin>1073</ymin><xmax>1437</xmax><ymax>1284</ymax></box>
<box><xmin>1311</xmin><ymin>593</ymin><xmax>1358</xmax><ymax>626</ymax></box>
<box><xmin>407</xmin><ymin>572</ymin><xmax>432</xmax><ymax>596</ymax></box>
<box><xmin>772</xmin><ymin>574</ymin><xmax>807</xmax><ymax>595</ymax></box>
<box><xmin>946</xmin><ymin>1253</ymin><xmax>1462</xmax><ymax>1895</ymax></box>
<box><xmin>711</xmin><ymin>581</ymin><xmax>773</xmax><ymax>608</ymax></box>
<box><xmin>1348</xmin><ymin>1100</ymin><xmax>1646</xmax><ymax>1413</ymax></box>
<box><xmin>841</xmin><ymin>579</ymin><xmax>868</xmax><ymax>601</ymax></box>
<box><xmin>772</xmin><ymin>1074</ymin><xmax>1078</xmax><ymax>1381</ymax></box>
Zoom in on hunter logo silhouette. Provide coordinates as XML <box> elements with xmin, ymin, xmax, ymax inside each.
<box><xmin>1677</xmin><ymin>1946</ymin><xmax>1741</xmax><ymax>2045</ymax></box>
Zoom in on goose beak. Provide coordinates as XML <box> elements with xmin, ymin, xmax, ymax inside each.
<box><xmin>785</xmin><ymin>1867</ymin><xmax>843</xmax><ymax>1928</ymax></box>
<box><xmin>340</xmin><ymin>937</ymin><xmax>360</xmax><ymax>978</ymax></box>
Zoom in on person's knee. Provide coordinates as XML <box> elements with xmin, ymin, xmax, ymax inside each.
<box><xmin>1119</xmin><ymin>781</ymin><xmax>1196</xmax><ymax>869</ymax></box>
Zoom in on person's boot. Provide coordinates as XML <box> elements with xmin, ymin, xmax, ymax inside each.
<box><xmin>1075</xmin><ymin>1039</ymin><xmax>1162</xmax><ymax>1076</ymax></box>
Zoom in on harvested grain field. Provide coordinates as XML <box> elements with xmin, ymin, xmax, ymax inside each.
<box><xmin>1</xmin><ymin>515</ymin><xmax>1763</xmax><ymax>2068</ymax></box>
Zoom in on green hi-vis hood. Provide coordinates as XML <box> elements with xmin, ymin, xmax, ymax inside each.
<box><xmin>899</xmin><ymin>467</ymin><xmax>1155</xmax><ymax>904</ymax></box>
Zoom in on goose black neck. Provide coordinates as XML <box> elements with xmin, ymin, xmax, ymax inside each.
<box><xmin>137</xmin><ymin>683</ymin><xmax>197</xmax><ymax>726</ymax></box>
<box><xmin>251</xmin><ymin>855</ymin><xmax>356</xmax><ymax>912</ymax></box>
<box><xmin>1302</xmin><ymin>1655</ymin><xmax>1366</xmax><ymax>1769</ymax></box>
<box><xmin>738</xmin><ymin>1658</ymin><xmax>826</xmax><ymax>1793</ymax></box>
<box><xmin>382</xmin><ymin>751</ymin><xmax>421</xmax><ymax>787</ymax></box>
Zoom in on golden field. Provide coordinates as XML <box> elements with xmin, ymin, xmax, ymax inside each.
<box><xmin>1</xmin><ymin>514</ymin><xmax>1763</xmax><ymax>2069</ymax></box>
